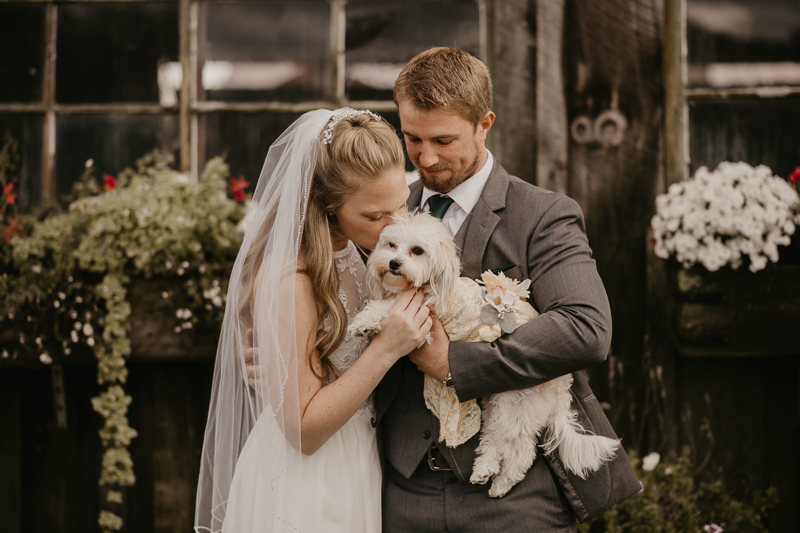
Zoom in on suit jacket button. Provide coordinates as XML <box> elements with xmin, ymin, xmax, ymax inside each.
<box><xmin>371</xmin><ymin>417</ymin><xmax>376</xmax><ymax>428</ymax></box>
<box><xmin>423</xmin><ymin>430</ymin><xmax>431</xmax><ymax>439</ymax></box>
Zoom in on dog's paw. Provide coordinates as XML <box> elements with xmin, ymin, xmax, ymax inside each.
<box><xmin>349</xmin><ymin>324</ymin><xmax>381</xmax><ymax>338</ymax></box>
<box><xmin>469</xmin><ymin>470</ymin><xmax>492</xmax><ymax>486</ymax></box>
<box><xmin>488</xmin><ymin>480</ymin><xmax>513</xmax><ymax>498</ymax></box>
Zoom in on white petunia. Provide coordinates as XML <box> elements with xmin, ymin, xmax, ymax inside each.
<box><xmin>641</xmin><ymin>452</ymin><xmax>660</xmax><ymax>471</ymax></box>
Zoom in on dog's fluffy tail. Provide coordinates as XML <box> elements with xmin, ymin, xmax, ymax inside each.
<box><xmin>543</xmin><ymin>409</ymin><xmax>620</xmax><ymax>479</ymax></box>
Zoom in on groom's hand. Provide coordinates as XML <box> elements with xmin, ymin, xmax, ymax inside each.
<box><xmin>409</xmin><ymin>318</ymin><xmax>450</xmax><ymax>380</ymax></box>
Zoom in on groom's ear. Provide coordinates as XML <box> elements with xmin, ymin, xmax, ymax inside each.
<box><xmin>476</xmin><ymin>111</ymin><xmax>496</xmax><ymax>142</ymax></box>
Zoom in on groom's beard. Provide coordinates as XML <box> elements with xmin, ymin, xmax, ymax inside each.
<box><xmin>414</xmin><ymin>143</ymin><xmax>482</xmax><ymax>194</ymax></box>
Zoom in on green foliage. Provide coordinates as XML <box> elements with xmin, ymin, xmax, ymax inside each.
<box><xmin>578</xmin><ymin>449</ymin><xmax>778</xmax><ymax>533</ymax></box>
<box><xmin>0</xmin><ymin>147</ymin><xmax>245</xmax><ymax>533</ymax></box>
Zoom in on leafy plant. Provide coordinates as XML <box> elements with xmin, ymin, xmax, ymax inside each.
<box><xmin>0</xmin><ymin>147</ymin><xmax>246</xmax><ymax>531</ymax></box>
<box><xmin>578</xmin><ymin>448</ymin><xmax>778</xmax><ymax>533</ymax></box>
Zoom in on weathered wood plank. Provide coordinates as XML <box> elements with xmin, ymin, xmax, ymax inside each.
<box><xmin>536</xmin><ymin>0</ymin><xmax>569</xmax><ymax>194</ymax></box>
<box><xmin>0</xmin><ymin>372</ymin><xmax>22</xmax><ymax>533</ymax></box>
<box><xmin>562</xmin><ymin>0</ymin><xmax>664</xmax><ymax>444</ymax></box>
<box><xmin>491</xmin><ymin>0</ymin><xmax>537</xmax><ymax>183</ymax></box>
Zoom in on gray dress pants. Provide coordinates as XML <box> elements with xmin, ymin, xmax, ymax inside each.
<box><xmin>383</xmin><ymin>454</ymin><xmax>577</xmax><ymax>533</ymax></box>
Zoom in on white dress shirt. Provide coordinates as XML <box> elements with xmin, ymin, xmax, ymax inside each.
<box><xmin>420</xmin><ymin>151</ymin><xmax>494</xmax><ymax>236</ymax></box>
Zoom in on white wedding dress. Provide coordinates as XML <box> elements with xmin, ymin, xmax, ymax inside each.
<box><xmin>222</xmin><ymin>241</ymin><xmax>381</xmax><ymax>533</ymax></box>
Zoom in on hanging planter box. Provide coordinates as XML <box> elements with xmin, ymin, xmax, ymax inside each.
<box><xmin>127</xmin><ymin>279</ymin><xmax>219</xmax><ymax>362</ymax></box>
<box><xmin>672</xmin><ymin>263</ymin><xmax>800</xmax><ymax>357</ymax></box>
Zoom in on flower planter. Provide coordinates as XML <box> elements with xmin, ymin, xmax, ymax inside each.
<box><xmin>671</xmin><ymin>263</ymin><xmax>800</xmax><ymax>357</ymax></box>
<box><xmin>127</xmin><ymin>279</ymin><xmax>218</xmax><ymax>361</ymax></box>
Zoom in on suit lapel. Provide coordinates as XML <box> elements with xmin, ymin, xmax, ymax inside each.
<box><xmin>457</xmin><ymin>161</ymin><xmax>510</xmax><ymax>280</ymax></box>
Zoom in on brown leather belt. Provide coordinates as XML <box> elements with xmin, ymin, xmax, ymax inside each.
<box><xmin>426</xmin><ymin>444</ymin><xmax>452</xmax><ymax>471</ymax></box>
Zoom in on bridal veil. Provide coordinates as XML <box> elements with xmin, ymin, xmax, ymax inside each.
<box><xmin>194</xmin><ymin>109</ymin><xmax>338</xmax><ymax>532</ymax></box>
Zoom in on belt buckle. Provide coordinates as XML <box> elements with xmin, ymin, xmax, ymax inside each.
<box><xmin>427</xmin><ymin>444</ymin><xmax>452</xmax><ymax>471</ymax></box>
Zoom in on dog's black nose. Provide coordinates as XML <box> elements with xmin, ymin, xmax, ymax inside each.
<box><xmin>389</xmin><ymin>259</ymin><xmax>401</xmax><ymax>271</ymax></box>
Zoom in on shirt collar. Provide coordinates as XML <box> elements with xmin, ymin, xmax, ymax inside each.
<box><xmin>420</xmin><ymin>150</ymin><xmax>494</xmax><ymax>215</ymax></box>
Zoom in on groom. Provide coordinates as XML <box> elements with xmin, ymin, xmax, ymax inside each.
<box><xmin>377</xmin><ymin>47</ymin><xmax>640</xmax><ymax>532</ymax></box>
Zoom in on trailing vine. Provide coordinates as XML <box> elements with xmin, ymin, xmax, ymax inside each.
<box><xmin>0</xmin><ymin>143</ymin><xmax>246</xmax><ymax>532</ymax></box>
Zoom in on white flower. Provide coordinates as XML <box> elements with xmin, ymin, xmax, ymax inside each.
<box><xmin>35</xmin><ymin>337</ymin><xmax>42</xmax><ymax>346</ymax></box>
<box><xmin>40</xmin><ymin>353</ymin><xmax>53</xmax><ymax>364</ymax></box>
<box><xmin>1</xmin><ymin>350</ymin><xmax>8</xmax><ymax>358</ymax></box>
<box><xmin>174</xmin><ymin>326</ymin><xmax>182</xmax><ymax>333</ymax></box>
<box><xmin>651</xmin><ymin>162</ymin><xmax>800</xmax><ymax>272</ymax></box>
<box><xmin>71</xmin><ymin>330</ymin><xmax>79</xmax><ymax>343</ymax></box>
<box><xmin>641</xmin><ymin>452</ymin><xmax>660</xmax><ymax>471</ymax></box>
<box><xmin>162</xmin><ymin>291</ymin><xmax>169</xmax><ymax>299</ymax></box>
<box><xmin>198</xmin><ymin>265</ymin><xmax>206</xmax><ymax>274</ymax></box>
<box><xmin>74</xmin><ymin>322</ymin><xmax>82</xmax><ymax>330</ymax></box>
<box><xmin>165</xmin><ymin>261</ymin><xmax>173</xmax><ymax>270</ymax></box>
<box><xmin>212</xmin><ymin>296</ymin><xmax>223</xmax><ymax>307</ymax></box>
<box><xmin>87</xmin><ymin>337</ymin><xmax>95</xmax><ymax>346</ymax></box>
<box><xmin>75</xmin><ymin>296</ymin><xmax>83</xmax><ymax>304</ymax></box>
<box><xmin>83</xmin><ymin>323</ymin><xmax>94</xmax><ymax>336</ymax></box>
<box><xmin>7</xmin><ymin>312</ymin><xmax>13</xmax><ymax>319</ymax></box>
<box><xmin>54</xmin><ymin>301</ymin><xmax>60</xmax><ymax>308</ymax></box>
<box><xmin>64</xmin><ymin>347</ymin><xmax>71</xmax><ymax>355</ymax></box>
<box><xmin>70</xmin><ymin>310</ymin><xmax>78</xmax><ymax>319</ymax></box>
<box><xmin>85</xmin><ymin>158</ymin><xmax>94</xmax><ymax>168</ymax></box>
<box><xmin>58</xmin><ymin>292</ymin><xmax>66</xmax><ymax>300</ymax></box>
<box><xmin>181</xmin><ymin>261</ymin><xmax>189</xmax><ymax>269</ymax></box>
<box><xmin>177</xmin><ymin>268</ymin><xmax>185</xmax><ymax>276</ymax></box>
<box><xmin>664</xmin><ymin>466</ymin><xmax>673</xmax><ymax>474</ymax></box>
<box><xmin>32</xmin><ymin>265</ymin><xmax>41</xmax><ymax>273</ymax></box>
<box><xmin>182</xmin><ymin>321</ymin><xmax>193</xmax><ymax>330</ymax></box>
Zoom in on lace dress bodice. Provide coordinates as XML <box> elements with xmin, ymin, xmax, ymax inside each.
<box><xmin>322</xmin><ymin>242</ymin><xmax>371</xmax><ymax>409</ymax></box>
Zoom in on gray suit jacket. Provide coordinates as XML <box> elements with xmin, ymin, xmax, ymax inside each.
<box><xmin>376</xmin><ymin>161</ymin><xmax>640</xmax><ymax>523</ymax></box>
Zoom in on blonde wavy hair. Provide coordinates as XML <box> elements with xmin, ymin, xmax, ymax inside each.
<box><xmin>393</xmin><ymin>47</ymin><xmax>493</xmax><ymax>127</ymax></box>
<box><xmin>240</xmin><ymin>113</ymin><xmax>404</xmax><ymax>381</ymax></box>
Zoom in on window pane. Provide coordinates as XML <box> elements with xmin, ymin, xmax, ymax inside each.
<box><xmin>204</xmin><ymin>113</ymin><xmax>304</xmax><ymax>192</ymax></box>
<box><xmin>204</xmin><ymin>110</ymin><xmax>409</xmax><ymax>190</ymax></box>
<box><xmin>687</xmin><ymin>0</ymin><xmax>800</xmax><ymax>88</ymax></box>
<box><xmin>345</xmin><ymin>1</ymin><xmax>480</xmax><ymax>101</ymax></box>
<box><xmin>0</xmin><ymin>114</ymin><xmax>43</xmax><ymax>211</ymax></box>
<box><xmin>56</xmin><ymin>4</ymin><xmax>179</xmax><ymax>104</ymax></box>
<box><xmin>56</xmin><ymin>115</ymin><xmax>179</xmax><ymax>197</ymax></box>
<box><xmin>199</xmin><ymin>2</ymin><xmax>332</xmax><ymax>102</ymax></box>
<box><xmin>0</xmin><ymin>4</ymin><xmax>45</xmax><ymax>103</ymax></box>
<box><xmin>688</xmin><ymin>99</ymin><xmax>800</xmax><ymax>180</ymax></box>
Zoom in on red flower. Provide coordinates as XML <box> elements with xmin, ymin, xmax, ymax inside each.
<box><xmin>3</xmin><ymin>182</ymin><xmax>16</xmax><ymax>205</ymax></box>
<box><xmin>230</xmin><ymin>176</ymin><xmax>250</xmax><ymax>202</ymax></box>
<box><xmin>790</xmin><ymin>166</ymin><xmax>800</xmax><ymax>184</ymax></box>
<box><xmin>4</xmin><ymin>218</ymin><xmax>20</xmax><ymax>240</ymax></box>
<box><xmin>103</xmin><ymin>174</ymin><xmax>118</xmax><ymax>191</ymax></box>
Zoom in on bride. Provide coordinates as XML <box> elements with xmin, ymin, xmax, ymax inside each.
<box><xmin>194</xmin><ymin>108</ymin><xmax>432</xmax><ymax>532</ymax></box>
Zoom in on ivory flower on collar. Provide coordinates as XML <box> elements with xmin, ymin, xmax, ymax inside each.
<box><xmin>479</xmin><ymin>271</ymin><xmax>531</xmax><ymax>301</ymax></box>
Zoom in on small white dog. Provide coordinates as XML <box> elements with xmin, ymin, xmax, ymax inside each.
<box><xmin>348</xmin><ymin>212</ymin><xmax>619</xmax><ymax>497</ymax></box>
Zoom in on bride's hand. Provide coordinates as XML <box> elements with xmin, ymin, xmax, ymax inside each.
<box><xmin>371</xmin><ymin>289</ymin><xmax>432</xmax><ymax>362</ymax></box>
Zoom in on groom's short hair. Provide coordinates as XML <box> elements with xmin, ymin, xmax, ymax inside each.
<box><xmin>393</xmin><ymin>47</ymin><xmax>493</xmax><ymax>127</ymax></box>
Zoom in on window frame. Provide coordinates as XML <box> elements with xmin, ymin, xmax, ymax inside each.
<box><xmin>662</xmin><ymin>0</ymin><xmax>800</xmax><ymax>189</ymax></box>
<box><xmin>0</xmin><ymin>0</ymin><xmax>490</xmax><ymax>205</ymax></box>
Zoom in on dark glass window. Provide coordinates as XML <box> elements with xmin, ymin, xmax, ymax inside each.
<box><xmin>0</xmin><ymin>4</ymin><xmax>46</xmax><ymax>103</ymax></box>
<box><xmin>688</xmin><ymin>98</ymin><xmax>800</xmax><ymax>180</ymax></box>
<box><xmin>56</xmin><ymin>114</ymin><xmax>179</xmax><ymax>196</ymax></box>
<box><xmin>200</xmin><ymin>2</ymin><xmax>332</xmax><ymax>102</ymax></box>
<box><xmin>204</xmin><ymin>113</ymin><xmax>304</xmax><ymax>192</ymax></box>
<box><xmin>0</xmin><ymin>114</ymin><xmax>44</xmax><ymax>211</ymax></box>
<box><xmin>687</xmin><ymin>0</ymin><xmax>800</xmax><ymax>88</ymax></box>
<box><xmin>345</xmin><ymin>1</ymin><xmax>481</xmax><ymax>101</ymax></box>
<box><xmin>56</xmin><ymin>4</ymin><xmax>179</xmax><ymax>104</ymax></box>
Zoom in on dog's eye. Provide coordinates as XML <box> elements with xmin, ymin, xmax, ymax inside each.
<box><xmin>411</xmin><ymin>247</ymin><xmax>424</xmax><ymax>256</ymax></box>
<box><xmin>388</xmin><ymin>242</ymin><xmax>396</xmax><ymax>249</ymax></box>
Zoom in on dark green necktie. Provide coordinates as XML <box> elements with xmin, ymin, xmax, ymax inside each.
<box><xmin>427</xmin><ymin>195</ymin><xmax>455</xmax><ymax>220</ymax></box>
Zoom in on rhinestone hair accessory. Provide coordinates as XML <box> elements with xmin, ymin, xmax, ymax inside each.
<box><xmin>322</xmin><ymin>108</ymin><xmax>382</xmax><ymax>145</ymax></box>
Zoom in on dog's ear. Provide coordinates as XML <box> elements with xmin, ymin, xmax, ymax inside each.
<box><xmin>366</xmin><ymin>264</ymin><xmax>386</xmax><ymax>300</ymax></box>
<box><xmin>427</xmin><ymin>225</ymin><xmax>460</xmax><ymax>307</ymax></box>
